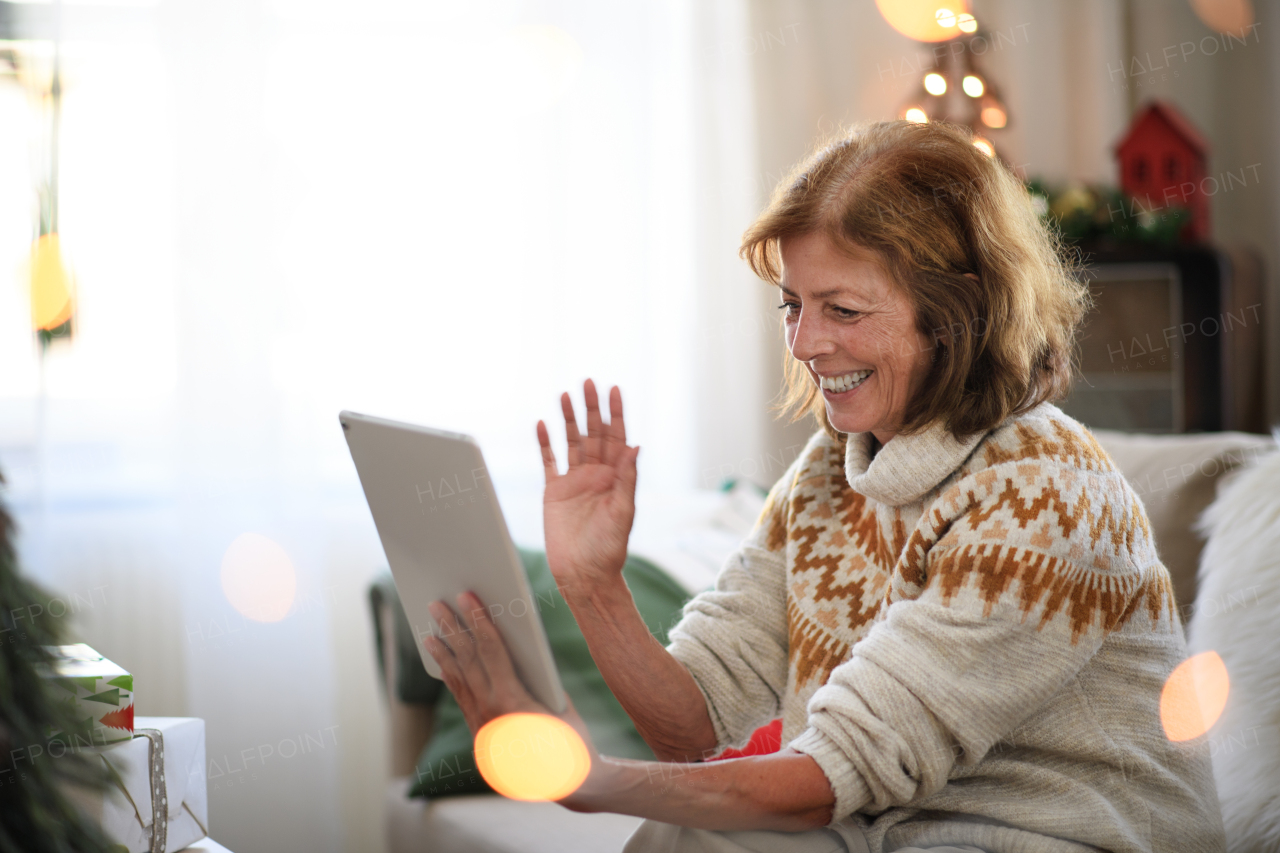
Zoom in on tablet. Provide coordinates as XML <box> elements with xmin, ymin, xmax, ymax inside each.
<box><xmin>340</xmin><ymin>410</ymin><xmax>566</xmax><ymax>713</ymax></box>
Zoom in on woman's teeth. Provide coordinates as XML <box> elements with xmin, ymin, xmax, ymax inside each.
<box><xmin>820</xmin><ymin>370</ymin><xmax>873</xmax><ymax>393</ymax></box>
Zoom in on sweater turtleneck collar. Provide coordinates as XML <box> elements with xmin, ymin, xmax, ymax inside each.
<box><xmin>843</xmin><ymin>420</ymin><xmax>989</xmax><ymax>507</ymax></box>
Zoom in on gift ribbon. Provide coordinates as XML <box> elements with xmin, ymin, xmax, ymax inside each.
<box><xmin>131</xmin><ymin>728</ymin><xmax>167</xmax><ymax>853</ymax></box>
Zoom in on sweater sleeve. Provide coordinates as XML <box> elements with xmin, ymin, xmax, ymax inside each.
<box><xmin>663</xmin><ymin>451</ymin><xmax>808</xmax><ymax>754</ymax></box>
<box><xmin>788</xmin><ymin>456</ymin><xmax>1162</xmax><ymax>823</ymax></box>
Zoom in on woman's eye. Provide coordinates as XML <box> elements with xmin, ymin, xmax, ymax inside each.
<box><xmin>833</xmin><ymin>306</ymin><xmax>860</xmax><ymax>319</ymax></box>
<box><xmin>777</xmin><ymin>302</ymin><xmax>800</xmax><ymax>318</ymax></box>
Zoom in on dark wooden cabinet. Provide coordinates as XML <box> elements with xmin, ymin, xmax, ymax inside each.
<box><xmin>1059</xmin><ymin>244</ymin><xmax>1266</xmax><ymax>434</ymax></box>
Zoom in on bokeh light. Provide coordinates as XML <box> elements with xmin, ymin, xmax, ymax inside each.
<box><xmin>875</xmin><ymin>0</ymin><xmax>974</xmax><ymax>42</ymax></box>
<box><xmin>980</xmin><ymin>104</ymin><xmax>1007</xmax><ymax>128</ymax></box>
<box><xmin>1190</xmin><ymin>0</ymin><xmax>1254</xmax><ymax>35</ymax></box>
<box><xmin>220</xmin><ymin>533</ymin><xmax>298</xmax><ymax>623</ymax></box>
<box><xmin>972</xmin><ymin>137</ymin><xmax>995</xmax><ymax>157</ymax></box>
<box><xmin>1161</xmin><ymin>651</ymin><xmax>1230</xmax><ymax>742</ymax></box>
<box><xmin>962</xmin><ymin>75</ymin><xmax>984</xmax><ymax>97</ymax></box>
<box><xmin>475</xmin><ymin>713</ymin><xmax>591</xmax><ymax>801</ymax></box>
<box><xmin>904</xmin><ymin>107</ymin><xmax>929</xmax><ymax>123</ymax></box>
<box><xmin>25</xmin><ymin>233</ymin><xmax>76</xmax><ymax>331</ymax></box>
<box><xmin>924</xmin><ymin>72</ymin><xmax>947</xmax><ymax>95</ymax></box>
<box><xmin>957</xmin><ymin>12</ymin><xmax>978</xmax><ymax>33</ymax></box>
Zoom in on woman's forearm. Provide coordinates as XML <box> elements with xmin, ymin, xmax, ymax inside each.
<box><xmin>562</xmin><ymin>577</ymin><xmax>717</xmax><ymax>762</ymax></box>
<box><xmin>562</xmin><ymin>749</ymin><xmax>835</xmax><ymax>831</ymax></box>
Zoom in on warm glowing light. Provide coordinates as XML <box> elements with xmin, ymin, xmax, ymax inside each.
<box><xmin>475</xmin><ymin>713</ymin><xmax>591</xmax><ymax>801</ymax></box>
<box><xmin>875</xmin><ymin>0</ymin><xmax>974</xmax><ymax>42</ymax></box>
<box><xmin>957</xmin><ymin>12</ymin><xmax>978</xmax><ymax>33</ymax></box>
<box><xmin>1190</xmin><ymin>0</ymin><xmax>1254</xmax><ymax>35</ymax></box>
<box><xmin>903</xmin><ymin>107</ymin><xmax>929</xmax><ymax>124</ymax></box>
<box><xmin>1161</xmin><ymin>651</ymin><xmax>1230</xmax><ymax>742</ymax></box>
<box><xmin>220</xmin><ymin>533</ymin><xmax>298</xmax><ymax>622</ymax></box>
<box><xmin>980</xmin><ymin>105</ymin><xmax>1007</xmax><ymax>128</ymax></box>
<box><xmin>924</xmin><ymin>72</ymin><xmax>947</xmax><ymax>95</ymax></box>
<box><xmin>25</xmin><ymin>234</ymin><xmax>76</xmax><ymax>331</ymax></box>
<box><xmin>962</xmin><ymin>75</ymin><xmax>984</xmax><ymax>97</ymax></box>
<box><xmin>972</xmin><ymin>137</ymin><xmax>995</xmax><ymax>157</ymax></box>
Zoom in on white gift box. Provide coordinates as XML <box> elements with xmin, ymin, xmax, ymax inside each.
<box><xmin>70</xmin><ymin>716</ymin><xmax>209</xmax><ymax>853</ymax></box>
<box><xmin>177</xmin><ymin>840</ymin><xmax>232</xmax><ymax>853</ymax></box>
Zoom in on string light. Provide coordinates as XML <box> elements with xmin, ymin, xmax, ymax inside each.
<box><xmin>875</xmin><ymin>0</ymin><xmax>973</xmax><ymax>42</ymax></box>
<box><xmin>882</xmin><ymin>4</ymin><xmax>1010</xmax><ymax>153</ymax></box>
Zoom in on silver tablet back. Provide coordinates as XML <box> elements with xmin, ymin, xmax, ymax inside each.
<box><xmin>340</xmin><ymin>410</ymin><xmax>566</xmax><ymax>713</ymax></box>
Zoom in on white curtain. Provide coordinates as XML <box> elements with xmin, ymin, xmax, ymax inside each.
<box><xmin>0</xmin><ymin>1</ymin><xmax>761</xmax><ymax>850</ymax></box>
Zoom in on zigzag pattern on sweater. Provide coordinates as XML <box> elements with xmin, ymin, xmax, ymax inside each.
<box><xmin>929</xmin><ymin>542</ymin><xmax>1176</xmax><ymax>644</ymax></box>
<box><xmin>786</xmin><ymin>599</ymin><xmax>855</xmax><ymax>689</ymax></box>
<box><xmin>773</xmin><ymin>457</ymin><xmax>898</xmax><ymax>696</ymax></box>
<box><xmin>961</xmin><ymin>476</ymin><xmax>1151</xmax><ymax>558</ymax></box>
<box><xmin>759</xmin><ymin>410</ymin><xmax>1169</xmax><ymax>700</ymax></box>
<box><xmin>979</xmin><ymin>419</ymin><xmax>1116</xmax><ymax>471</ymax></box>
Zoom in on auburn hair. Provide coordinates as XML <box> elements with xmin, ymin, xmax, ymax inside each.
<box><xmin>741</xmin><ymin>120</ymin><xmax>1090</xmax><ymax>442</ymax></box>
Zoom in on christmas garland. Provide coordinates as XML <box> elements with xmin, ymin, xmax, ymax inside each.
<box><xmin>1027</xmin><ymin>179</ymin><xmax>1191</xmax><ymax>247</ymax></box>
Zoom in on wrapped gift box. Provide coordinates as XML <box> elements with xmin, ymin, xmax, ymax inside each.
<box><xmin>69</xmin><ymin>716</ymin><xmax>209</xmax><ymax>853</ymax></box>
<box><xmin>41</xmin><ymin>643</ymin><xmax>135</xmax><ymax>746</ymax></box>
<box><xmin>178</xmin><ymin>841</ymin><xmax>233</xmax><ymax>853</ymax></box>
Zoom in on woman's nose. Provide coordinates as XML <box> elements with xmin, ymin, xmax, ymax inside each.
<box><xmin>786</xmin><ymin>310</ymin><xmax>836</xmax><ymax>363</ymax></box>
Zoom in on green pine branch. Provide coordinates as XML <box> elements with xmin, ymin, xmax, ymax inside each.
<box><xmin>0</xmin><ymin>472</ymin><xmax>115</xmax><ymax>853</ymax></box>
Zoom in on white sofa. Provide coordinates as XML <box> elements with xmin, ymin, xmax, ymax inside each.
<box><xmin>378</xmin><ymin>429</ymin><xmax>1278</xmax><ymax>853</ymax></box>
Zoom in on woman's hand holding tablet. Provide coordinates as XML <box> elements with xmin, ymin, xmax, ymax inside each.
<box><xmin>423</xmin><ymin>589</ymin><xmax>615</xmax><ymax>803</ymax></box>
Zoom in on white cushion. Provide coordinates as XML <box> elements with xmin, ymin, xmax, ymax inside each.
<box><xmin>384</xmin><ymin>779</ymin><xmax>644</xmax><ymax>853</ymax></box>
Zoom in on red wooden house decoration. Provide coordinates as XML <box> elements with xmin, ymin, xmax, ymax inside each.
<box><xmin>1113</xmin><ymin>100</ymin><xmax>1210</xmax><ymax>243</ymax></box>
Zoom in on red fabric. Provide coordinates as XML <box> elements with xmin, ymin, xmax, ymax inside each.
<box><xmin>708</xmin><ymin>718</ymin><xmax>782</xmax><ymax>760</ymax></box>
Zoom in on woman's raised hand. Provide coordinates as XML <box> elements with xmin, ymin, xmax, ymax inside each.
<box><xmin>536</xmin><ymin>380</ymin><xmax>639</xmax><ymax>600</ymax></box>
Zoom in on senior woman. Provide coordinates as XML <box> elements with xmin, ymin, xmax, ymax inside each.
<box><xmin>424</xmin><ymin>120</ymin><xmax>1225</xmax><ymax>853</ymax></box>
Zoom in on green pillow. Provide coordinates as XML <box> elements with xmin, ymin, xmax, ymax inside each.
<box><xmin>370</xmin><ymin>548</ymin><xmax>691</xmax><ymax>799</ymax></box>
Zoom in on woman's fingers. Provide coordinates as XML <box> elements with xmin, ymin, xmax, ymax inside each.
<box><xmin>619</xmin><ymin>444</ymin><xmax>640</xmax><ymax>498</ymax></box>
<box><xmin>430</xmin><ymin>601</ymin><xmax>482</xmax><ymax>674</ymax></box>
<box><xmin>603</xmin><ymin>385</ymin><xmax>627</xmax><ymax>465</ymax></box>
<box><xmin>537</xmin><ymin>420</ymin><xmax>559</xmax><ymax>483</ymax></box>
<box><xmin>456</xmin><ymin>592</ymin><xmax>522</xmax><ymax>689</ymax></box>
<box><xmin>560</xmin><ymin>392</ymin><xmax>582</xmax><ymax>467</ymax></box>
<box><xmin>582</xmin><ymin>379</ymin><xmax>604</xmax><ymax>463</ymax></box>
<box><xmin>425</xmin><ymin>635</ymin><xmax>479</xmax><ymax>723</ymax></box>
<box><xmin>548</xmin><ymin>380</ymin><xmax>631</xmax><ymax>470</ymax></box>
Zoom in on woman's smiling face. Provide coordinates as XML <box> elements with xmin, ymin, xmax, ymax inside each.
<box><xmin>778</xmin><ymin>231</ymin><xmax>935</xmax><ymax>445</ymax></box>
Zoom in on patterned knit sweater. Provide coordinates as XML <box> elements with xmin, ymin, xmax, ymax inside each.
<box><xmin>666</xmin><ymin>404</ymin><xmax>1225</xmax><ymax>853</ymax></box>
